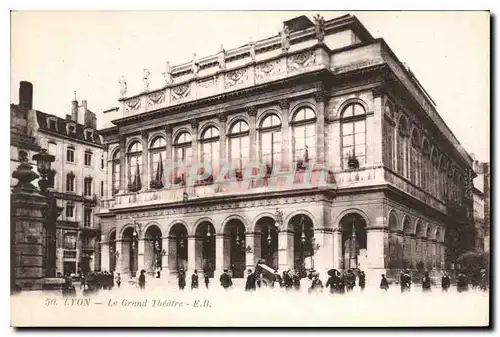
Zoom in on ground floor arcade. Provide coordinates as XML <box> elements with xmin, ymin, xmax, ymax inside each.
<box><xmin>99</xmin><ymin>191</ymin><xmax>451</xmax><ymax>283</ymax></box>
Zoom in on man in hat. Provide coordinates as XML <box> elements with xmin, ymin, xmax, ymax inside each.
<box><xmin>345</xmin><ymin>269</ymin><xmax>356</xmax><ymax>292</ymax></box>
<box><xmin>245</xmin><ymin>269</ymin><xmax>257</xmax><ymax>292</ymax></box>
<box><xmin>308</xmin><ymin>272</ymin><xmax>323</xmax><ymax>293</ymax></box>
<box><xmin>422</xmin><ymin>271</ymin><xmax>431</xmax><ymax>292</ymax></box>
<box><xmin>380</xmin><ymin>274</ymin><xmax>389</xmax><ymax>291</ymax></box>
<box><xmin>220</xmin><ymin>269</ymin><xmax>233</xmax><ymax>290</ymax></box>
<box><xmin>178</xmin><ymin>269</ymin><xmax>186</xmax><ymax>291</ymax></box>
<box><xmin>358</xmin><ymin>270</ymin><xmax>366</xmax><ymax>291</ymax></box>
<box><xmin>282</xmin><ymin>270</ymin><xmax>293</xmax><ymax>291</ymax></box>
<box><xmin>441</xmin><ymin>271</ymin><xmax>451</xmax><ymax>292</ymax></box>
<box><xmin>191</xmin><ymin>270</ymin><xmax>199</xmax><ymax>290</ymax></box>
<box><xmin>138</xmin><ymin>269</ymin><xmax>146</xmax><ymax>290</ymax></box>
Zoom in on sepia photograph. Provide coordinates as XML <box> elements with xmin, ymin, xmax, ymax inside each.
<box><xmin>9</xmin><ymin>10</ymin><xmax>490</xmax><ymax>327</ymax></box>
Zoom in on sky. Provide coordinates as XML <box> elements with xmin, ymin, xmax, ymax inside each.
<box><xmin>10</xmin><ymin>11</ymin><xmax>490</xmax><ymax>162</ymax></box>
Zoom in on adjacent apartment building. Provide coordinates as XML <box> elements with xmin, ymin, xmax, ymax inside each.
<box><xmin>97</xmin><ymin>14</ymin><xmax>476</xmax><ymax>283</ymax></box>
<box><xmin>10</xmin><ymin>81</ymin><xmax>105</xmax><ymax>276</ymax></box>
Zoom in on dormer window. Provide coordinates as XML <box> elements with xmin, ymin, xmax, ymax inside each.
<box><xmin>85</xmin><ymin>129</ymin><xmax>93</xmax><ymax>141</ymax></box>
<box><xmin>67</xmin><ymin>123</ymin><xmax>76</xmax><ymax>134</ymax></box>
<box><xmin>47</xmin><ymin>118</ymin><xmax>57</xmax><ymax>130</ymax></box>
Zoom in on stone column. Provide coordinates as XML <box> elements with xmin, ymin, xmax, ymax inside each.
<box><xmin>161</xmin><ymin>237</ymin><xmax>169</xmax><ymax>276</ymax></box>
<box><xmin>218</xmin><ymin>112</ymin><xmax>227</xmax><ymax>178</ymax></box>
<box><xmin>119</xmin><ymin>136</ymin><xmax>126</xmax><ymax>193</ymax></box>
<box><xmin>370</xmin><ymin>89</ymin><xmax>384</xmax><ymax>166</ymax></box>
<box><xmin>101</xmin><ymin>241</ymin><xmax>110</xmax><ymax>272</ymax></box>
<box><xmin>278</xmin><ymin>99</ymin><xmax>290</xmax><ymax>169</ymax></box>
<box><xmin>440</xmin><ymin>243</ymin><xmax>446</xmax><ymax>270</ymax></box>
<box><xmin>314</xmin><ymin>90</ymin><xmax>326</xmax><ymax>165</ymax></box>
<box><xmin>137</xmin><ymin>238</ymin><xmax>146</xmax><ymax>272</ymax></box>
<box><xmin>165</xmin><ymin>125</ymin><xmax>173</xmax><ymax>162</ymax></box>
<box><xmin>394</xmin><ymin>230</ymin><xmax>404</xmax><ymax>270</ymax></box>
<box><xmin>245</xmin><ymin>232</ymin><xmax>258</xmax><ymax>269</ymax></box>
<box><xmin>409</xmin><ymin>234</ymin><xmax>417</xmax><ymax>270</ymax></box>
<box><xmin>141</xmin><ymin>131</ymin><xmax>149</xmax><ymax>191</ymax></box>
<box><xmin>251</xmin><ymin>232</ymin><xmax>262</xmax><ymax>268</ymax></box>
<box><xmin>75</xmin><ymin>232</ymin><xmax>81</xmax><ymax>274</ymax></box>
<box><xmin>11</xmin><ymin>159</ymin><xmax>47</xmax><ymax>290</ymax></box>
<box><xmin>332</xmin><ymin>229</ymin><xmax>342</xmax><ymax>270</ymax></box>
<box><xmin>115</xmin><ymin>240</ymin><xmax>123</xmax><ymax>275</ymax></box>
<box><xmin>189</xmin><ymin>120</ymin><xmax>199</xmax><ymax>195</ymax></box>
<box><xmin>247</xmin><ymin>106</ymin><xmax>258</xmax><ymax>162</ymax></box>
<box><xmin>215</xmin><ymin>234</ymin><xmax>225</xmax><ymax>278</ymax></box>
<box><xmin>278</xmin><ymin>230</ymin><xmax>294</xmax><ymax>272</ymax></box>
<box><xmin>366</xmin><ymin>227</ymin><xmax>388</xmax><ymax>285</ymax></box>
<box><xmin>313</xmin><ymin>228</ymin><xmax>334</xmax><ymax>277</ymax></box>
<box><xmin>187</xmin><ymin>235</ymin><xmax>196</xmax><ymax>273</ymax></box>
<box><xmin>416</xmin><ymin>236</ymin><xmax>424</xmax><ymax>269</ymax></box>
<box><xmin>431</xmin><ymin>240</ymin><xmax>437</xmax><ymax>269</ymax></box>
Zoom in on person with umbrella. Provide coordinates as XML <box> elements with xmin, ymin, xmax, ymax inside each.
<box><xmin>325</xmin><ymin>269</ymin><xmax>339</xmax><ymax>294</ymax></box>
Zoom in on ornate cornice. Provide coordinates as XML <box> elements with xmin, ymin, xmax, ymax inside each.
<box><xmin>314</xmin><ymin>89</ymin><xmax>329</xmax><ymax>103</ymax></box>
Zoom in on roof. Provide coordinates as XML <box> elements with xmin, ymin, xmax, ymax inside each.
<box><xmin>35</xmin><ymin>110</ymin><xmax>103</xmax><ymax>147</ymax></box>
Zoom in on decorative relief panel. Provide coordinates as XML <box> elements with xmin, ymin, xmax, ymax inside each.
<box><xmin>124</xmin><ymin>97</ymin><xmax>142</xmax><ymax>113</ymax></box>
<box><xmin>172</xmin><ymin>84</ymin><xmax>191</xmax><ymax>101</ymax></box>
<box><xmin>255</xmin><ymin>59</ymin><xmax>283</xmax><ymax>80</ymax></box>
<box><xmin>224</xmin><ymin>68</ymin><xmax>248</xmax><ymax>88</ymax></box>
<box><xmin>198</xmin><ymin>76</ymin><xmax>218</xmax><ymax>89</ymax></box>
<box><xmin>146</xmin><ymin>91</ymin><xmax>165</xmax><ymax>107</ymax></box>
<box><xmin>287</xmin><ymin>50</ymin><xmax>316</xmax><ymax>72</ymax></box>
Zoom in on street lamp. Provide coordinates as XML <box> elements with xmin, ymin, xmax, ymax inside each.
<box><xmin>32</xmin><ymin>148</ymin><xmax>61</xmax><ymax>278</ymax></box>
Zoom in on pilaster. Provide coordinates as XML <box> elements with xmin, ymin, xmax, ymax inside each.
<box><xmin>278</xmin><ymin>99</ymin><xmax>290</xmax><ymax>169</ymax></box>
<box><xmin>278</xmin><ymin>229</ymin><xmax>294</xmax><ymax>272</ymax></box>
<box><xmin>141</xmin><ymin>131</ymin><xmax>149</xmax><ymax>191</ymax></box>
<box><xmin>314</xmin><ymin>90</ymin><xmax>327</xmax><ymax>164</ymax></box>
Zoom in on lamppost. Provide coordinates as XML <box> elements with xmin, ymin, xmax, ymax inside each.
<box><xmin>204</xmin><ymin>225</ymin><xmax>214</xmax><ymax>274</ymax></box>
<box><xmin>348</xmin><ymin>216</ymin><xmax>358</xmax><ymax>270</ymax></box>
<box><xmin>153</xmin><ymin>237</ymin><xmax>166</xmax><ymax>271</ymax></box>
<box><xmin>176</xmin><ymin>232</ymin><xmax>186</xmax><ymax>271</ymax></box>
<box><xmin>129</xmin><ymin>218</ymin><xmax>142</xmax><ymax>275</ymax></box>
<box><xmin>33</xmin><ymin>148</ymin><xmax>62</xmax><ymax>278</ymax></box>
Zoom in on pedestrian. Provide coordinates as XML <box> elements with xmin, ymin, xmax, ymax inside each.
<box><xmin>292</xmin><ymin>270</ymin><xmax>301</xmax><ymax>291</ymax></box>
<box><xmin>457</xmin><ymin>271</ymin><xmax>468</xmax><ymax>293</ymax></box>
<box><xmin>220</xmin><ymin>269</ymin><xmax>233</xmax><ymax>290</ymax></box>
<box><xmin>204</xmin><ymin>272</ymin><xmax>210</xmax><ymax>289</ymax></box>
<box><xmin>115</xmin><ymin>272</ymin><xmax>121</xmax><ymax>288</ymax></box>
<box><xmin>441</xmin><ymin>272</ymin><xmax>450</xmax><ymax>292</ymax></box>
<box><xmin>337</xmin><ymin>271</ymin><xmax>346</xmax><ymax>294</ymax></box>
<box><xmin>345</xmin><ymin>269</ymin><xmax>356</xmax><ymax>292</ymax></box>
<box><xmin>245</xmin><ymin>269</ymin><xmax>257</xmax><ymax>292</ymax></box>
<box><xmin>480</xmin><ymin>269</ymin><xmax>488</xmax><ymax>291</ymax></box>
<box><xmin>358</xmin><ymin>270</ymin><xmax>366</xmax><ymax>291</ymax></box>
<box><xmin>62</xmin><ymin>277</ymin><xmax>76</xmax><ymax>297</ymax></box>
<box><xmin>191</xmin><ymin>270</ymin><xmax>199</xmax><ymax>290</ymax></box>
<box><xmin>308</xmin><ymin>272</ymin><xmax>323</xmax><ymax>293</ymax></box>
<box><xmin>283</xmin><ymin>270</ymin><xmax>293</xmax><ymax>291</ymax></box>
<box><xmin>138</xmin><ymin>269</ymin><xmax>146</xmax><ymax>290</ymax></box>
<box><xmin>325</xmin><ymin>269</ymin><xmax>338</xmax><ymax>294</ymax></box>
<box><xmin>178</xmin><ymin>269</ymin><xmax>186</xmax><ymax>291</ymax></box>
<box><xmin>400</xmin><ymin>269</ymin><xmax>411</xmax><ymax>292</ymax></box>
<box><xmin>272</xmin><ymin>270</ymin><xmax>282</xmax><ymax>288</ymax></box>
<box><xmin>380</xmin><ymin>274</ymin><xmax>389</xmax><ymax>291</ymax></box>
<box><xmin>422</xmin><ymin>271</ymin><xmax>431</xmax><ymax>292</ymax></box>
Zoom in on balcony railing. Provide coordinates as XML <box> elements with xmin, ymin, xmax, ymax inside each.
<box><xmin>56</xmin><ymin>220</ymin><xmax>79</xmax><ymax>228</ymax></box>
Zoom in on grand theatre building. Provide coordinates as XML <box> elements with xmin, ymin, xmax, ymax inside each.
<box><xmin>97</xmin><ymin>14</ymin><xmax>476</xmax><ymax>283</ymax></box>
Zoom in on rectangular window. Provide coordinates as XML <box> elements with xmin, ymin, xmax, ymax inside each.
<box><xmin>65</xmin><ymin>204</ymin><xmax>74</xmax><ymax>218</ymax></box>
<box><xmin>63</xmin><ymin>234</ymin><xmax>77</xmax><ymax>250</ymax></box>
<box><xmin>84</xmin><ymin>208</ymin><xmax>92</xmax><ymax>227</ymax></box>
<box><xmin>100</xmin><ymin>181</ymin><xmax>104</xmax><ymax>197</ymax></box>
<box><xmin>84</xmin><ymin>151</ymin><xmax>92</xmax><ymax>166</ymax></box>
<box><xmin>48</xmin><ymin>119</ymin><xmax>57</xmax><ymax>130</ymax></box>
<box><xmin>84</xmin><ymin>178</ymin><xmax>92</xmax><ymax>196</ymax></box>
<box><xmin>342</xmin><ymin>119</ymin><xmax>366</xmax><ymax>169</ymax></box>
<box><xmin>101</xmin><ymin>156</ymin><xmax>104</xmax><ymax>170</ymax></box>
<box><xmin>66</xmin><ymin>147</ymin><xmax>75</xmax><ymax>163</ymax></box>
<box><xmin>66</xmin><ymin>175</ymin><xmax>75</xmax><ymax>192</ymax></box>
<box><xmin>68</xmin><ymin>125</ymin><xmax>75</xmax><ymax>134</ymax></box>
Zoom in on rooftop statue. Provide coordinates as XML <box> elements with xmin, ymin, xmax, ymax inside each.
<box><xmin>313</xmin><ymin>14</ymin><xmax>325</xmax><ymax>42</ymax></box>
<box><xmin>280</xmin><ymin>25</ymin><xmax>290</xmax><ymax>52</ymax></box>
<box><xmin>248</xmin><ymin>38</ymin><xmax>256</xmax><ymax>61</ymax></box>
<box><xmin>218</xmin><ymin>44</ymin><xmax>226</xmax><ymax>69</ymax></box>
<box><xmin>119</xmin><ymin>75</ymin><xmax>127</xmax><ymax>97</ymax></box>
<box><xmin>191</xmin><ymin>53</ymin><xmax>199</xmax><ymax>77</ymax></box>
<box><xmin>142</xmin><ymin>68</ymin><xmax>150</xmax><ymax>92</ymax></box>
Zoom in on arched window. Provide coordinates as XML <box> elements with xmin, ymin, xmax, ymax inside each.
<box><xmin>200</xmin><ymin>126</ymin><xmax>220</xmax><ymax>179</ymax></box>
<box><xmin>173</xmin><ymin>132</ymin><xmax>192</xmax><ymax>183</ymax></box>
<box><xmin>228</xmin><ymin>120</ymin><xmax>249</xmax><ymax>178</ymax></box>
<box><xmin>410</xmin><ymin>128</ymin><xmax>420</xmax><ymax>186</ymax></box>
<box><xmin>383</xmin><ymin>103</ymin><xmax>395</xmax><ymax>170</ymax></box>
<box><xmin>66</xmin><ymin>172</ymin><xmax>75</xmax><ymax>192</ymax></box>
<box><xmin>149</xmin><ymin>136</ymin><xmax>166</xmax><ymax>189</ymax></box>
<box><xmin>127</xmin><ymin>141</ymin><xmax>143</xmax><ymax>192</ymax></box>
<box><xmin>259</xmin><ymin>114</ymin><xmax>282</xmax><ymax>170</ymax></box>
<box><xmin>431</xmin><ymin>149</ymin><xmax>439</xmax><ymax>197</ymax></box>
<box><xmin>396</xmin><ymin>115</ymin><xmax>409</xmax><ymax>177</ymax></box>
<box><xmin>111</xmin><ymin>150</ymin><xmax>120</xmax><ymax>195</ymax></box>
<box><xmin>341</xmin><ymin>103</ymin><xmax>366</xmax><ymax>169</ymax></box>
<box><xmin>439</xmin><ymin>155</ymin><xmax>447</xmax><ymax>199</ymax></box>
<box><xmin>292</xmin><ymin>107</ymin><xmax>316</xmax><ymax>168</ymax></box>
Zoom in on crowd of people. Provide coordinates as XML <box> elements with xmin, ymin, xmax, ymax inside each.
<box><xmin>57</xmin><ymin>266</ymin><xmax>489</xmax><ymax>297</ymax></box>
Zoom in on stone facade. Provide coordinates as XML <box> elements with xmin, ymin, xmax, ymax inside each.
<box><xmin>10</xmin><ymin>83</ymin><xmax>105</xmax><ymax>276</ymax></box>
<box><xmin>98</xmin><ymin>14</ymin><xmax>475</xmax><ymax>284</ymax></box>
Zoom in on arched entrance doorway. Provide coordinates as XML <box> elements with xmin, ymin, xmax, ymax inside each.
<box><xmin>339</xmin><ymin>213</ymin><xmax>367</xmax><ymax>270</ymax></box>
<box><xmin>255</xmin><ymin>217</ymin><xmax>278</xmax><ymax>270</ymax></box>
<box><xmin>195</xmin><ymin>221</ymin><xmax>216</xmax><ymax>278</ymax></box>
<box><xmin>168</xmin><ymin>223</ymin><xmax>188</xmax><ymax>274</ymax></box>
<box><xmin>108</xmin><ymin>230</ymin><xmax>117</xmax><ymax>273</ymax></box>
<box><xmin>122</xmin><ymin>227</ymin><xmax>139</xmax><ymax>277</ymax></box>
<box><xmin>290</xmin><ymin>214</ymin><xmax>314</xmax><ymax>275</ymax></box>
<box><xmin>223</xmin><ymin>219</ymin><xmax>246</xmax><ymax>278</ymax></box>
<box><xmin>402</xmin><ymin>217</ymin><xmax>413</xmax><ymax>269</ymax></box>
<box><xmin>144</xmin><ymin>225</ymin><xmax>163</xmax><ymax>275</ymax></box>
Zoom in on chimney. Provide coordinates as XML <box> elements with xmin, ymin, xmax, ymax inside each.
<box><xmin>71</xmin><ymin>99</ymin><xmax>78</xmax><ymax>123</ymax></box>
<box><xmin>91</xmin><ymin>114</ymin><xmax>97</xmax><ymax>129</ymax></box>
<box><xmin>19</xmin><ymin>81</ymin><xmax>33</xmax><ymax>110</ymax></box>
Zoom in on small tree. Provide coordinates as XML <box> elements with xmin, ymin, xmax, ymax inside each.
<box><xmin>456</xmin><ymin>250</ymin><xmax>489</xmax><ymax>271</ymax></box>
